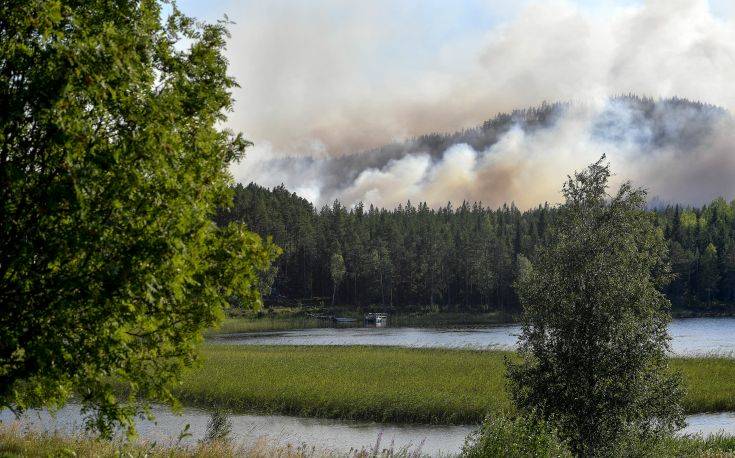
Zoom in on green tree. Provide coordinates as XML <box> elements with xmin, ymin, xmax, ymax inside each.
<box><xmin>508</xmin><ymin>158</ymin><xmax>684</xmax><ymax>455</ymax></box>
<box><xmin>0</xmin><ymin>0</ymin><xmax>278</xmax><ymax>436</ymax></box>
<box><xmin>368</xmin><ymin>244</ymin><xmax>392</xmax><ymax>307</ymax></box>
<box><xmin>330</xmin><ymin>252</ymin><xmax>346</xmax><ymax>306</ymax></box>
<box><xmin>698</xmin><ymin>243</ymin><xmax>720</xmax><ymax>303</ymax></box>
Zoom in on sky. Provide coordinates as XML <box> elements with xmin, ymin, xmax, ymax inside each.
<box><xmin>174</xmin><ymin>0</ymin><xmax>735</xmax><ymax>208</ymax></box>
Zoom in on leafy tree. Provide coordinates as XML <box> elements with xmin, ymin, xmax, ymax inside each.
<box><xmin>0</xmin><ymin>0</ymin><xmax>278</xmax><ymax>436</ymax></box>
<box><xmin>508</xmin><ymin>158</ymin><xmax>685</xmax><ymax>455</ymax></box>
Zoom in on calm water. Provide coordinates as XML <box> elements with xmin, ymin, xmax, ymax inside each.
<box><xmin>211</xmin><ymin>317</ymin><xmax>735</xmax><ymax>356</ymax></box>
<box><xmin>2</xmin><ymin>405</ymin><xmax>734</xmax><ymax>456</ymax></box>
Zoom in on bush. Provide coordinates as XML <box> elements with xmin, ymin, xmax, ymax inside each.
<box><xmin>462</xmin><ymin>414</ymin><xmax>572</xmax><ymax>457</ymax></box>
<box><xmin>638</xmin><ymin>432</ymin><xmax>735</xmax><ymax>457</ymax></box>
<box><xmin>202</xmin><ymin>410</ymin><xmax>233</xmax><ymax>444</ymax></box>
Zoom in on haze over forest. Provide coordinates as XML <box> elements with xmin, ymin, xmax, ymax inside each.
<box><xmin>192</xmin><ymin>0</ymin><xmax>735</xmax><ymax>209</ymax></box>
<box><xmin>238</xmin><ymin>96</ymin><xmax>734</xmax><ymax>209</ymax></box>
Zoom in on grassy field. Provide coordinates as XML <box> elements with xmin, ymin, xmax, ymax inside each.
<box><xmin>177</xmin><ymin>345</ymin><xmax>735</xmax><ymax>425</ymax></box>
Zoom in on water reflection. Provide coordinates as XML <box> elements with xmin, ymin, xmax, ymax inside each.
<box><xmin>212</xmin><ymin>317</ymin><xmax>735</xmax><ymax>356</ymax></box>
<box><xmin>0</xmin><ymin>405</ymin><xmax>466</xmax><ymax>456</ymax></box>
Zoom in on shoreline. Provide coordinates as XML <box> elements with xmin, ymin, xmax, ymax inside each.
<box><xmin>210</xmin><ymin>309</ymin><xmax>735</xmax><ymax>334</ymax></box>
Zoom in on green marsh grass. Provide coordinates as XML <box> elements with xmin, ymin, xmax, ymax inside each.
<box><xmin>674</xmin><ymin>356</ymin><xmax>735</xmax><ymax>413</ymax></box>
<box><xmin>178</xmin><ymin>346</ymin><xmax>735</xmax><ymax>425</ymax></box>
<box><xmin>180</xmin><ymin>345</ymin><xmax>512</xmax><ymax>424</ymax></box>
<box><xmin>209</xmin><ymin>317</ymin><xmax>324</xmax><ymax>335</ymax></box>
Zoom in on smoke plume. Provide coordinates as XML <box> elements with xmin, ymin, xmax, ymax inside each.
<box><xmin>227</xmin><ymin>0</ymin><xmax>735</xmax><ymax>209</ymax></box>
<box><xmin>234</xmin><ymin>97</ymin><xmax>734</xmax><ymax>208</ymax></box>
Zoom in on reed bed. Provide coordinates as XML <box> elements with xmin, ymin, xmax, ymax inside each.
<box><xmin>177</xmin><ymin>345</ymin><xmax>735</xmax><ymax>425</ymax></box>
<box><xmin>179</xmin><ymin>345</ymin><xmax>510</xmax><ymax>425</ymax></box>
<box><xmin>209</xmin><ymin>318</ymin><xmax>325</xmax><ymax>335</ymax></box>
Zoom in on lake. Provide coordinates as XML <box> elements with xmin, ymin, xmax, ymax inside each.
<box><xmin>211</xmin><ymin>317</ymin><xmax>735</xmax><ymax>356</ymax></box>
<box><xmin>2</xmin><ymin>405</ymin><xmax>734</xmax><ymax>456</ymax></box>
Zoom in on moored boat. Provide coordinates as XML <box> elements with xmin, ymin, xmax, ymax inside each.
<box><xmin>364</xmin><ymin>313</ymin><xmax>388</xmax><ymax>324</ymax></box>
<box><xmin>333</xmin><ymin>316</ymin><xmax>357</xmax><ymax>323</ymax></box>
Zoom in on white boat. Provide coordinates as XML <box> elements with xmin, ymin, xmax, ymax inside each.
<box><xmin>364</xmin><ymin>313</ymin><xmax>388</xmax><ymax>324</ymax></box>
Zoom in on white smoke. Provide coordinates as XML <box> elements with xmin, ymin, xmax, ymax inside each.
<box><xmin>227</xmin><ymin>0</ymin><xmax>735</xmax><ymax>209</ymax></box>
<box><xmin>234</xmin><ymin>100</ymin><xmax>735</xmax><ymax>209</ymax></box>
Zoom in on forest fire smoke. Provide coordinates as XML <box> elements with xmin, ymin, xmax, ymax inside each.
<box><xmin>234</xmin><ymin>98</ymin><xmax>735</xmax><ymax>209</ymax></box>
<box><xmin>227</xmin><ymin>0</ymin><xmax>735</xmax><ymax>209</ymax></box>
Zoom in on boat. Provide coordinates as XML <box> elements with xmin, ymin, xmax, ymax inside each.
<box><xmin>364</xmin><ymin>313</ymin><xmax>388</xmax><ymax>325</ymax></box>
<box><xmin>332</xmin><ymin>317</ymin><xmax>357</xmax><ymax>323</ymax></box>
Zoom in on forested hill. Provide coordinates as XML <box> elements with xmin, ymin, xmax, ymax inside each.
<box><xmin>217</xmin><ymin>183</ymin><xmax>735</xmax><ymax>313</ymax></box>
<box><xmin>356</xmin><ymin>95</ymin><xmax>725</xmax><ymax>168</ymax></box>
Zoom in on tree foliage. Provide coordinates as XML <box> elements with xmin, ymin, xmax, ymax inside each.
<box><xmin>219</xmin><ymin>183</ymin><xmax>735</xmax><ymax>312</ymax></box>
<box><xmin>462</xmin><ymin>413</ymin><xmax>572</xmax><ymax>458</ymax></box>
<box><xmin>329</xmin><ymin>252</ymin><xmax>346</xmax><ymax>306</ymax></box>
<box><xmin>0</xmin><ymin>0</ymin><xmax>278</xmax><ymax>436</ymax></box>
<box><xmin>507</xmin><ymin>158</ymin><xmax>685</xmax><ymax>455</ymax></box>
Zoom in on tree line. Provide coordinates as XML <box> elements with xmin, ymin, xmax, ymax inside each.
<box><xmin>216</xmin><ymin>182</ymin><xmax>735</xmax><ymax>312</ymax></box>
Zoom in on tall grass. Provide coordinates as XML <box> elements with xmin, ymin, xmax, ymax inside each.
<box><xmin>180</xmin><ymin>345</ymin><xmax>512</xmax><ymax>424</ymax></box>
<box><xmin>0</xmin><ymin>423</ymin><xmax>242</xmax><ymax>458</ymax></box>
<box><xmin>178</xmin><ymin>346</ymin><xmax>735</xmax><ymax>425</ymax></box>
<box><xmin>4</xmin><ymin>422</ymin><xmax>735</xmax><ymax>457</ymax></box>
<box><xmin>675</xmin><ymin>356</ymin><xmax>735</xmax><ymax>413</ymax></box>
<box><xmin>209</xmin><ymin>318</ymin><xmax>324</xmax><ymax>335</ymax></box>
<box><xmin>0</xmin><ymin>424</ymin><xmax>426</xmax><ymax>458</ymax></box>
<box><xmin>461</xmin><ymin>415</ymin><xmax>735</xmax><ymax>458</ymax></box>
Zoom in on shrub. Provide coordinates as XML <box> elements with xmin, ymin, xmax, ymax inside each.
<box><xmin>462</xmin><ymin>414</ymin><xmax>572</xmax><ymax>458</ymax></box>
<box><xmin>202</xmin><ymin>410</ymin><xmax>233</xmax><ymax>444</ymax></box>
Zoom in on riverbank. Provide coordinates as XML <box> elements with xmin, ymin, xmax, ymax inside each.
<box><xmin>0</xmin><ymin>425</ymin><xmax>239</xmax><ymax>458</ymax></box>
<box><xmin>208</xmin><ymin>311</ymin><xmax>517</xmax><ymax>335</ymax></box>
<box><xmin>210</xmin><ymin>306</ymin><xmax>735</xmax><ymax>334</ymax></box>
<box><xmin>177</xmin><ymin>345</ymin><xmax>735</xmax><ymax>425</ymax></box>
<box><xmin>0</xmin><ymin>424</ymin><xmax>398</xmax><ymax>457</ymax></box>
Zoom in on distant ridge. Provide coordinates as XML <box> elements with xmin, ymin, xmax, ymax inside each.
<box><xmin>262</xmin><ymin>95</ymin><xmax>728</xmax><ymax>192</ymax></box>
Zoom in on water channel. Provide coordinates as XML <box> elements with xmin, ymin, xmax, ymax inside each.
<box><xmin>212</xmin><ymin>317</ymin><xmax>735</xmax><ymax>356</ymax></box>
<box><xmin>3</xmin><ymin>405</ymin><xmax>735</xmax><ymax>456</ymax></box>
